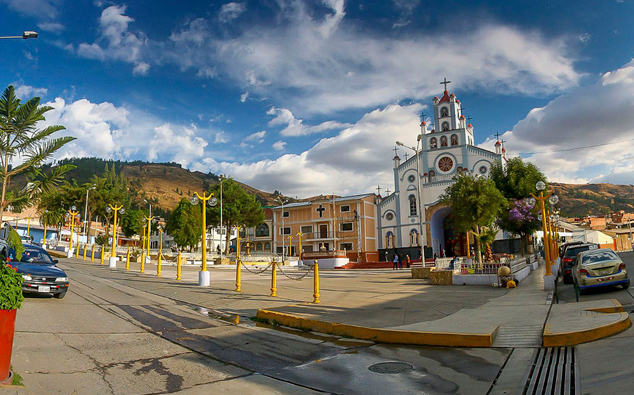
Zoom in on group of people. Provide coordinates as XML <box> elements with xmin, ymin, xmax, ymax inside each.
<box><xmin>392</xmin><ymin>253</ymin><xmax>410</xmax><ymax>270</ymax></box>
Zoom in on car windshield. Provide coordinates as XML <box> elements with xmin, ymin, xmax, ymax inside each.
<box><xmin>8</xmin><ymin>248</ymin><xmax>54</xmax><ymax>265</ymax></box>
<box><xmin>566</xmin><ymin>246</ymin><xmax>590</xmax><ymax>257</ymax></box>
<box><xmin>582</xmin><ymin>250</ymin><xmax>620</xmax><ymax>265</ymax></box>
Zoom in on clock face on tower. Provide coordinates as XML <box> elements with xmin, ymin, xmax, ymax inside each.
<box><xmin>438</xmin><ymin>156</ymin><xmax>454</xmax><ymax>172</ymax></box>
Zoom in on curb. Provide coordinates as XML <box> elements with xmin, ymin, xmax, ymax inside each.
<box><xmin>256</xmin><ymin>308</ymin><xmax>498</xmax><ymax>347</ymax></box>
<box><xmin>543</xmin><ymin>300</ymin><xmax>631</xmax><ymax>347</ymax></box>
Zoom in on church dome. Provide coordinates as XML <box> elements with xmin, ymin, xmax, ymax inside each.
<box><xmin>439</xmin><ymin>90</ymin><xmax>451</xmax><ymax>103</ymax></box>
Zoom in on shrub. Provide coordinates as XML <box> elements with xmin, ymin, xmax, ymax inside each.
<box><xmin>0</xmin><ymin>263</ymin><xmax>24</xmax><ymax>310</ymax></box>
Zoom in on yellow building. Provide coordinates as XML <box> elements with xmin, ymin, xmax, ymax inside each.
<box><xmin>271</xmin><ymin>194</ymin><xmax>378</xmax><ymax>262</ymax></box>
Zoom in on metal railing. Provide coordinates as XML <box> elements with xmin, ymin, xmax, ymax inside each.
<box><xmin>435</xmin><ymin>256</ymin><xmax>530</xmax><ymax>275</ymax></box>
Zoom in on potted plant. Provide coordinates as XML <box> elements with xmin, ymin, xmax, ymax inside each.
<box><xmin>0</xmin><ymin>262</ymin><xmax>23</xmax><ymax>385</ymax></box>
<box><xmin>0</xmin><ymin>229</ymin><xmax>25</xmax><ymax>385</ymax></box>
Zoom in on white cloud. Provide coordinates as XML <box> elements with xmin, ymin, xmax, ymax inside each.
<box><xmin>159</xmin><ymin>1</ymin><xmax>580</xmax><ymax>115</ymax></box>
<box><xmin>76</xmin><ymin>5</ymin><xmax>148</xmax><ymax>73</ymax></box>
<box><xmin>148</xmin><ymin>124</ymin><xmax>208</xmax><ymax>167</ymax></box>
<box><xmin>202</xmin><ymin>103</ymin><xmax>423</xmax><ymax>196</ymax></box>
<box><xmin>272</xmin><ymin>141</ymin><xmax>287</xmax><ymax>151</ymax></box>
<box><xmin>218</xmin><ymin>2</ymin><xmax>247</xmax><ymax>22</ymax></box>
<box><xmin>215</xmin><ymin>131</ymin><xmax>229</xmax><ymax>143</ymax></box>
<box><xmin>267</xmin><ymin>107</ymin><xmax>351</xmax><ymax>136</ymax></box>
<box><xmin>240</xmin><ymin>92</ymin><xmax>249</xmax><ymax>102</ymax></box>
<box><xmin>245</xmin><ymin>130</ymin><xmax>266</xmax><ymax>142</ymax></box>
<box><xmin>37</xmin><ymin>22</ymin><xmax>65</xmax><ymax>34</ymax></box>
<box><xmin>579</xmin><ymin>33</ymin><xmax>591</xmax><ymax>43</ymax></box>
<box><xmin>13</xmin><ymin>84</ymin><xmax>48</xmax><ymax>99</ymax></box>
<box><xmin>485</xmin><ymin>59</ymin><xmax>634</xmax><ymax>185</ymax></box>
<box><xmin>0</xmin><ymin>0</ymin><xmax>60</xmax><ymax>20</ymax></box>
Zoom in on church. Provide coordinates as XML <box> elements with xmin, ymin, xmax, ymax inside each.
<box><xmin>376</xmin><ymin>81</ymin><xmax>504</xmax><ymax>258</ymax></box>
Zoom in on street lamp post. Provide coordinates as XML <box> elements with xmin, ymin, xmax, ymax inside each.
<box><xmin>83</xmin><ymin>185</ymin><xmax>96</xmax><ymax>238</ymax></box>
<box><xmin>143</xmin><ymin>200</ymin><xmax>152</xmax><ymax>257</ymax></box>
<box><xmin>0</xmin><ymin>31</ymin><xmax>38</xmax><ymax>40</ymax></box>
<box><xmin>106</xmin><ymin>204</ymin><xmax>125</xmax><ymax>268</ymax></box>
<box><xmin>190</xmin><ymin>191</ymin><xmax>218</xmax><ymax>286</ymax></box>
<box><xmin>276</xmin><ymin>197</ymin><xmax>288</xmax><ymax>262</ymax></box>
<box><xmin>67</xmin><ymin>207</ymin><xmax>80</xmax><ymax>258</ymax></box>
<box><xmin>396</xmin><ymin>134</ymin><xmax>426</xmax><ymax>257</ymax></box>
<box><xmin>530</xmin><ymin>181</ymin><xmax>559</xmax><ymax>290</ymax></box>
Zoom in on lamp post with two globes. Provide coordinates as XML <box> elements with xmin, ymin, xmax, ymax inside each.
<box><xmin>530</xmin><ymin>181</ymin><xmax>559</xmax><ymax>290</ymax></box>
<box><xmin>106</xmin><ymin>205</ymin><xmax>125</xmax><ymax>267</ymax></box>
<box><xmin>190</xmin><ymin>191</ymin><xmax>218</xmax><ymax>286</ymax></box>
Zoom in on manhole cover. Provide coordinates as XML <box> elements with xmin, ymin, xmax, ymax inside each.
<box><xmin>368</xmin><ymin>362</ymin><xmax>413</xmax><ymax>374</ymax></box>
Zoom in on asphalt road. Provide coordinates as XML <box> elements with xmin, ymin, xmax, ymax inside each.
<box><xmin>557</xmin><ymin>251</ymin><xmax>634</xmax><ymax>394</ymax></box>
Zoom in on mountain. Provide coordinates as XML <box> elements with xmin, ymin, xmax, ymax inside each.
<box><xmin>551</xmin><ymin>182</ymin><xmax>634</xmax><ymax>218</ymax></box>
<box><xmin>47</xmin><ymin>158</ymin><xmax>285</xmax><ymax>212</ymax></box>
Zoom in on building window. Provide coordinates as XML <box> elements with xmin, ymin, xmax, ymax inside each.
<box><xmin>440</xmin><ymin>136</ymin><xmax>448</xmax><ymax>147</ymax></box>
<box><xmin>256</xmin><ymin>224</ymin><xmax>269</xmax><ymax>237</ymax></box>
<box><xmin>451</xmin><ymin>134</ymin><xmax>458</xmax><ymax>146</ymax></box>
<box><xmin>340</xmin><ymin>222</ymin><xmax>353</xmax><ymax>232</ymax></box>
<box><xmin>430</xmin><ymin>137</ymin><xmax>437</xmax><ymax>149</ymax></box>
<box><xmin>301</xmin><ymin>225</ymin><xmax>313</xmax><ymax>234</ymax></box>
<box><xmin>440</xmin><ymin>107</ymin><xmax>449</xmax><ymax>117</ymax></box>
<box><xmin>409</xmin><ymin>195</ymin><xmax>417</xmax><ymax>216</ymax></box>
<box><xmin>386</xmin><ymin>231</ymin><xmax>394</xmax><ymax>248</ymax></box>
<box><xmin>438</xmin><ymin>156</ymin><xmax>454</xmax><ymax>172</ymax></box>
<box><xmin>280</xmin><ymin>227</ymin><xmax>291</xmax><ymax>235</ymax></box>
<box><xmin>408</xmin><ymin>174</ymin><xmax>416</xmax><ymax>183</ymax></box>
<box><xmin>480</xmin><ymin>166</ymin><xmax>488</xmax><ymax>174</ymax></box>
<box><xmin>264</xmin><ymin>242</ymin><xmax>271</xmax><ymax>251</ymax></box>
<box><xmin>442</xmin><ymin>122</ymin><xmax>450</xmax><ymax>131</ymax></box>
<box><xmin>340</xmin><ymin>242</ymin><xmax>353</xmax><ymax>251</ymax></box>
<box><xmin>429</xmin><ymin>170</ymin><xmax>436</xmax><ymax>177</ymax></box>
<box><xmin>256</xmin><ymin>243</ymin><xmax>263</xmax><ymax>251</ymax></box>
<box><xmin>386</xmin><ymin>212</ymin><xmax>394</xmax><ymax>221</ymax></box>
<box><xmin>282</xmin><ymin>211</ymin><xmax>289</xmax><ymax>218</ymax></box>
<box><xmin>276</xmin><ymin>247</ymin><xmax>283</xmax><ymax>254</ymax></box>
<box><xmin>340</xmin><ymin>205</ymin><xmax>350</xmax><ymax>212</ymax></box>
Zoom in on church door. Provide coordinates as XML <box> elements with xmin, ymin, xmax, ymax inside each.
<box><xmin>443</xmin><ymin>215</ymin><xmax>465</xmax><ymax>256</ymax></box>
<box><xmin>319</xmin><ymin>225</ymin><xmax>328</xmax><ymax>239</ymax></box>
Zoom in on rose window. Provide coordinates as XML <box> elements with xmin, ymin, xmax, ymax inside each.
<box><xmin>438</xmin><ymin>156</ymin><xmax>454</xmax><ymax>172</ymax></box>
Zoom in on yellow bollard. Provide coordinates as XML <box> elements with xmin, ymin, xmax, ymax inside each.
<box><xmin>233</xmin><ymin>315</ymin><xmax>240</xmax><ymax>325</ymax></box>
<box><xmin>100</xmin><ymin>247</ymin><xmax>105</xmax><ymax>265</ymax></box>
<box><xmin>235</xmin><ymin>257</ymin><xmax>242</xmax><ymax>292</ymax></box>
<box><xmin>140</xmin><ymin>249</ymin><xmax>145</xmax><ymax>273</ymax></box>
<box><xmin>270</xmin><ymin>259</ymin><xmax>277</xmax><ymax>297</ymax></box>
<box><xmin>76</xmin><ymin>243</ymin><xmax>80</xmax><ymax>259</ymax></box>
<box><xmin>83</xmin><ymin>244</ymin><xmax>87</xmax><ymax>261</ymax></box>
<box><xmin>91</xmin><ymin>244</ymin><xmax>95</xmax><ymax>262</ymax></box>
<box><xmin>157</xmin><ymin>252</ymin><xmax>162</xmax><ymax>277</ymax></box>
<box><xmin>177</xmin><ymin>251</ymin><xmax>182</xmax><ymax>281</ymax></box>
<box><xmin>125</xmin><ymin>248</ymin><xmax>130</xmax><ymax>270</ymax></box>
<box><xmin>313</xmin><ymin>260</ymin><xmax>320</xmax><ymax>304</ymax></box>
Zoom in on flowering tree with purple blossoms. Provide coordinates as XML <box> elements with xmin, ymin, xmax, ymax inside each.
<box><xmin>497</xmin><ymin>199</ymin><xmax>541</xmax><ymax>255</ymax></box>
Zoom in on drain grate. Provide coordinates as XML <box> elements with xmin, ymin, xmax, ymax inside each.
<box><xmin>521</xmin><ymin>347</ymin><xmax>580</xmax><ymax>395</ymax></box>
<box><xmin>368</xmin><ymin>362</ymin><xmax>413</xmax><ymax>374</ymax></box>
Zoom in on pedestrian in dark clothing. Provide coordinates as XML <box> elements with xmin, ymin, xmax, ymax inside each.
<box><xmin>393</xmin><ymin>254</ymin><xmax>399</xmax><ymax>270</ymax></box>
<box><xmin>405</xmin><ymin>255</ymin><xmax>411</xmax><ymax>268</ymax></box>
<box><xmin>398</xmin><ymin>254</ymin><xmax>403</xmax><ymax>269</ymax></box>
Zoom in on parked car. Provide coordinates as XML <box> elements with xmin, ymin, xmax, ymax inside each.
<box><xmin>559</xmin><ymin>241</ymin><xmax>584</xmax><ymax>259</ymax></box>
<box><xmin>4</xmin><ymin>244</ymin><xmax>69</xmax><ymax>299</ymax></box>
<box><xmin>572</xmin><ymin>249</ymin><xmax>629</xmax><ymax>293</ymax></box>
<box><xmin>561</xmin><ymin>243</ymin><xmax>598</xmax><ymax>283</ymax></box>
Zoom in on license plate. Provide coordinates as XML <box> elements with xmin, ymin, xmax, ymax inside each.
<box><xmin>38</xmin><ymin>286</ymin><xmax>50</xmax><ymax>293</ymax></box>
<box><xmin>599</xmin><ymin>269</ymin><xmax>611</xmax><ymax>276</ymax></box>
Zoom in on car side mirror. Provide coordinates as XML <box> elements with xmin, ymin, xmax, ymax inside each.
<box><xmin>53</xmin><ymin>259</ymin><xmax>59</xmax><ymax>264</ymax></box>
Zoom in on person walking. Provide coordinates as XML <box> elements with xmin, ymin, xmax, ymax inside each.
<box><xmin>398</xmin><ymin>254</ymin><xmax>404</xmax><ymax>270</ymax></box>
<box><xmin>393</xmin><ymin>254</ymin><xmax>399</xmax><ymax>270</ymax></box>
<box><xmin>405</xmin><ymin>254</ymin><xmax>411</xmax><ymax>268</ymax></box>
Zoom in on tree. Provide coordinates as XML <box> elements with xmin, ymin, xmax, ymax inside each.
<box><xmin>206</xmin><ymin>178</ymin><xmax>265</xmax><ymax>254</ymax></box>
<box><xmin>0</xmin><ymin>85</ymin><xmax>75</xmax><ymax>223</ymax></box>
<box><xmin>490</xmin><ymin>158</ymin><xmax>548</xmax><ymax>254</ymax></box>
<box><xmin>440</xmin><ymin>174</ymin><xmax>507</xmax><ymax>263</ymax></box>
<box><xmin>38</xmin><ymin>190</ymin><xmax>68</xmax><ymax>240</ymax></box>
<box><xmin>167</xmin><ymin>198</ymin><xmax>201</xmax><ymax>251</ymax></box>
<box><xmin>121</xmin><ymin>209</ymin><xmax>144</xmax><ymax>238</ymax></box>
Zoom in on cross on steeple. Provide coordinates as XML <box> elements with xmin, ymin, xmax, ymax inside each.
<box><xmin>467</xmin><ymin>116</ymin><xmax>473</xmax><ymax>123</ymax></box>
<box><xmin>393</xmin><ymin>146</ymin><xmax>399</xmax><ymax>157</ymax></box>
<box><xmin>420</xmin><ymin>111</ymin><xmax>426</xmax><ymax>122</ymax></box>
<box><xmin>385</xmin><ymin>188</ymin><xmax>391</xmax><ymax>195</ymax></box>
<box><xmin>404</xmin><ymin>152</ymin><xmax>409</xmax><ymax>161</ymax></box>
<box><xmin>376</xmin><ymin>185</ymin><xmax>382</xmax><ymax>195</ymax></box>
<box><xmin>440</xmin><ymin>77</ymin><xmax>451</xmax><ymax>91</ymax></box>
<box><xmin>316</xmin><ymin>204</ymin><xmax>326</xmax><ymax>218</ymax></box>
<box><xmin>458</xmin><ymin>107</ymin><xmax>466</xmax><ymax>117</ymax></box>
<box><xmin>495</xmin><ymin>131</ymin><xmax>501</xmax><ymax>142</ymax></box>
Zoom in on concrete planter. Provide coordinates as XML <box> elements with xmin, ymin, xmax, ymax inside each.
<box><xmin>0</xmin><ymin>309</ymin><xmax>16</xmax><ymax>385</ymax></box>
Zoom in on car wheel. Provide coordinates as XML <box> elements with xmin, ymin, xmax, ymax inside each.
<box><xmin>622</xmin><ymin>280</ymin><xmax>630</xmax><ymax>290</ymax></box>
<box><xmin>54</xmin><ymin>291</ymin><xmax>67</xmax><ymax>299</ymax></box>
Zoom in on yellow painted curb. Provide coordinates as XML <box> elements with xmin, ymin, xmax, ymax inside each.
<box><xmin>543</xmin><ymin>312</ymin><xmax>631</xmax><ymax>347</ymax></box>
<box><xmin>256</xmin><ymin>308</ymin><xmax>497</xmax><ymax>347</ymax></box>
<box><xmin>585</xmin><ymin>299</ymin><xmax>624</xmax><ymax>314</ymax></box>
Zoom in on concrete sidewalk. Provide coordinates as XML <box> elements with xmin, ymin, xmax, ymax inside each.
<box><xmin>57</xmin><ymin>256</ymin><xmax>630</xmax><ymax>348</ymax></box>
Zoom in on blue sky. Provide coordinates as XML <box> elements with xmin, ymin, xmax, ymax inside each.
<box><xmin>2</xmin><ymin>0</ymin><xmax>634</xmax><ymax>196</ymax></box>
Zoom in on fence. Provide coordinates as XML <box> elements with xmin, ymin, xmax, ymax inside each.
<box><xmin>435</xmin><ymin>255</ymin><xmax>532</xmax><ymax>275</ymax></box>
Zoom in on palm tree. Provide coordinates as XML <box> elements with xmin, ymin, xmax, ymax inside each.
<box><xmin>0</xmin><ymin>85</ymin><xmax>75</xmax><ymax>223</ymax></box>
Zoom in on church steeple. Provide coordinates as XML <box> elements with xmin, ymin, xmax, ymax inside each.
<box><xmin>433</xmin><ymin>77</ymin><xmax>463</xmax><ymax>133</ymax></box>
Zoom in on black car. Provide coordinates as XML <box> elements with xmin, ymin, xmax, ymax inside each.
<box><xmin>561</xmin><ymin>243</ymin><xmax>598</xmax><ymax>284</ymax></box>
<box><xmin>5</xmin><ymin>244</ymin><xmax>70</xmax><ymax>299</ymax></box>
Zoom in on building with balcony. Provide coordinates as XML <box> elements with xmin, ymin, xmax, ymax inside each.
<box><xmin>271</xmin><ymin>194</ymin><xmax>378</xmax><ymax>262</ymax></box>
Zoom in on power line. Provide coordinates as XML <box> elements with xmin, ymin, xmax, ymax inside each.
<box><xmin>518</xmin><ymin>137</ymin><xmax>634</xmax><ymax>155</ymax></box>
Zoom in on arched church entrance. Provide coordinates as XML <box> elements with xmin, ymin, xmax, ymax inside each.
<box><xmin>430</xmin><ymin>206</ymin><xmax>466</xmax><ymax>257</ymax></box>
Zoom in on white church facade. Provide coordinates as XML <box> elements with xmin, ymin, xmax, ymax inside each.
<box><xmin>376</xmin><ymin>83</ymin><xmax>504</xmax><ymax>258</ymax></box>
